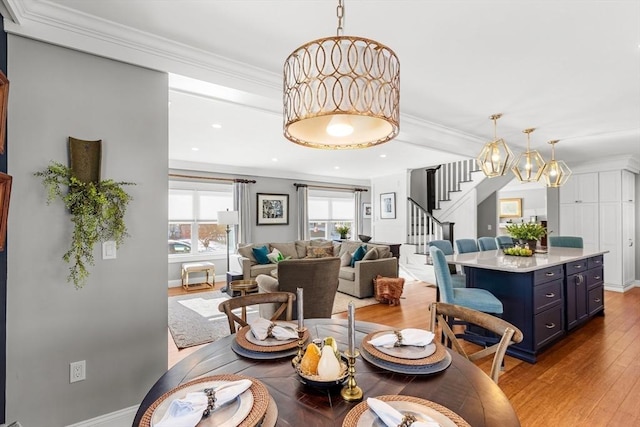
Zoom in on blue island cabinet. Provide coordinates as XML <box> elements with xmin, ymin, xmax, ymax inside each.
<box><xmin>466</xmin><ymin>264</ymin><xmax>565</xmax><ymax>363</ymax></box>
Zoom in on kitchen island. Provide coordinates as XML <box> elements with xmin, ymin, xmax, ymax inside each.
<box><xmin>445</xmin><ymin>247</ymin><xmax>607</xmax><ymax>363</ymax></box>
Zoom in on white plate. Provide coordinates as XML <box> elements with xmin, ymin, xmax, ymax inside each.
<box><xmin>245</xmin><ymin>321</ymin><xmax>298</xmax><ymax>347</ymax></box>
<box><xmin>361</xmin><ymin>346</ymin><xmax>452</xmax><ymax>375</ymax></box>
<box><xmin>357</xmin><ymin>400</ymin><xmax>457</xmax><ymax>427</ymax></box>
<box><xmin>374</xmin><ymin>342</ymin><xmax>437</xmax><ymax>360</ymax></box>
<box><xmin>151</xmin><ymin>380</ymin><xmax>253</xmax><ymax>427</ymax></box>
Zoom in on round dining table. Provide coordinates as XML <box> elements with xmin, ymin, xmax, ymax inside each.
<box><xmin>134</xmin><ymin>319</ymin><xmax>521</xmax><ymax>426</ymax></box>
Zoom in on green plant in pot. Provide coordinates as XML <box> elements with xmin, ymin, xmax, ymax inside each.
<box><xmin>335</xmin><ymin>224</ymin><xmax>351</xmax><ymax>240</ymax></box>
<box><xmin>35</xmin><ymin>161</ymin><xmax>134</xmax><ymax>288</ymax></box>
<box><xmin>505</xmin><ymin>221</ymin><xmax>548</xmax><ymax>249</ymax></box>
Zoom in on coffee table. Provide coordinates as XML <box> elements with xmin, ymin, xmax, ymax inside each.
<box><xmin>229</xmin><ymin>279</ymin><xmax>258</xmax><ymax>321</ymax></box>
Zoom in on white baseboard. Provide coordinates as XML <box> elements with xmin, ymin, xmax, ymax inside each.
<box><xmin>65</xmin><ymin>405</ymin><xmax>138</xmax><ymax>427</ymax></box>
<box><xmin>604</xmin><ymin>280</ymin><xmax>639</xmax><ymax>293</ymax></box>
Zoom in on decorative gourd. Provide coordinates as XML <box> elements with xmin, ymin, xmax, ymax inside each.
<box><xmin>317</xmin><ymin>345</ymin><xmax>341</xmax><ymax>380</ymax></box>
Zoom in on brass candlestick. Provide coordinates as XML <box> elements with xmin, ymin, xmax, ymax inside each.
<box><xmin>341</xmin><ymin>349</ymin><xmax>363</xmax><ymax>401</ymax></box>
<box><xmin>291</xmin><ymin>327</ymin><xmax>307</xmax><ymax>367</ymax></box>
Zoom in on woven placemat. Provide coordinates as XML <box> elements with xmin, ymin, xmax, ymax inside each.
<box><xmin>361</xmin><ymin>331</ymin><xmax>447</xmax><ymax>366</ymax></box>
<box><xmin>236</xmin><ymin>325</ymin><xmax>310</xmax><ymax>353</ymax></box>
<box><xmin>139</xmin><ymin>374</ymin><xmax>270</xmax><ymax>427</ymax></box>
<box><xmin>342</xmin><ymin>394</ymin><xmax>471</xmax><ymax>427</ymax></box>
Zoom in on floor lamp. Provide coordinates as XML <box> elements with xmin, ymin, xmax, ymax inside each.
<box><xmin>217</xmin><ymin>210</ymin><xmax>239</xmax><ymax>292</ymax></box>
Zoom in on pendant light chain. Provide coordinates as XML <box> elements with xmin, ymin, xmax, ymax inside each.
<box><xmin>336</xmin><ymin>0</ymin><xmax>345</xmax><ymax>37</ymax></box>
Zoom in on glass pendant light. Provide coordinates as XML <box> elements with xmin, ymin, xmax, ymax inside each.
<box><xmin>476</xmin><ymin>113</ymin><xmax>514</xmax><ymax>178</ymax></box>
<box><xmin>512</xmin><ymin>128</ymin><xmax>546</xmax><ymax>182</ymax></box>
<box><xmin>542</xmin><ymin>140</ymin><xmax>572</xmax><ymax>187</ymax></box>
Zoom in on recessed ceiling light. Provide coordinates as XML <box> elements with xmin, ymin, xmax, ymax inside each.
<box><xmin>334</xmin><ymin>166</ymin><xmax>340</xmax><ymax>170</ymax></box>
<box><xmin>211</xmin><ymin>123</ymin><xmax>222</xmax><ymax>129</ymax></box>
<box><xmin>272</xmin><ymin>158</ymin><xmax>278</xmax><ymax>162</ymax></box>
<box><xmin>379</xmin><ymin>154</ymin><xmax>387</xmax><ymax>158</ymax></box>
<box><xmin>191</xmin><ymin>147</ymin><xmax>199</xmax><ymax>151</ymax></box>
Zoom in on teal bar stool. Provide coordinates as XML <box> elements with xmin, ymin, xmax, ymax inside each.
<box><xmin>478</xmin><ymin>237</ymin><xmax>498</xmax><ymax>251</ymax></box>
<box><xmin>548</xmin><ymin>236</ymin><xmax>584</xmax><ymax>248</ymax></box>
<box><xmin>427</xmin><ymin>240</ymin><xmax>465</xmax><ymax>289</ymax></box>
<box><xmin>429</xmin><ymin>247</ymin><xmax>503</xmax><ymax>315</ymax></box>
<box><xmin>495</xmin><ymin>235</ymin><xmax>514</xmax><ymax>249</ymax></box>
<box><xmin>456</xmin><ymin>238</ymin><xmax>479</xmax><ymax>254</ymax></box>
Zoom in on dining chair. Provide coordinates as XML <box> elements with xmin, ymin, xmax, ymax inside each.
<box><xmin>218</xmin><ymin>291</ymin><xmax>295</xmax><ymax>334</ymax></box>
<box><xmin>495</xmin><ymin>235</ymin><xmax>514</xmax><ymax>249</ymax></box>
<box><xmin>429</xmin><ymin>246</ymin><xmax>503</xmax><ymax>315</ymax></box>
<box><xmin>477</xmin><ymin>237</ymin><xmax>498</xmax><ymax>251</ymax></box>
<box><xmin>427</xmin><ymin>240</ymin><xmax>465</xmax><ymax>289</ymax></box>
<box><xmin>429</xmin><ymin>302</ymin><xmax>523</xmax><ymax>384</ymax></box>
<box><xmin>455</xmin><ymin>238</ymin><xmax>479</xmax><ymax>254</ymax></box>
<box><xmin>548</xmin><ymin>236</ymin><xmax>584</xmax><ymax>248</ymax></box>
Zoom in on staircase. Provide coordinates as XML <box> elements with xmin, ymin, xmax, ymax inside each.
<box><xmin>401</xmin><ymin>159</ymin><xmax>482</xmax><ymax>282</ymax></box>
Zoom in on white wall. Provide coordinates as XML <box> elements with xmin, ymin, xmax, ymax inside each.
<box><xmin>6</xmin><ymin>36</ymin><xmax>168</xmax><ymax>426</ymax></box>
<box><xmin>371</xmin><ymin>172</ymin><xmax>407</xmax><ymax>244</ymax></box>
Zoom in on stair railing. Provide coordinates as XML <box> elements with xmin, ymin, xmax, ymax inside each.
<box><xmin>433</xmin><ymin>159</ymin><xmax>481</xmax><ymax>210</ymax></box>
<box><xmin>407</xmin><ymin>197</ymin><xmax>454</xmax><ymax>255</ymax></box>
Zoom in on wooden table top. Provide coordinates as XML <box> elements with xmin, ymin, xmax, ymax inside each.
<box><xmin>134</xmin><ymin>319</ymin><xmax>521</xmax><ymax>426</ymax></box>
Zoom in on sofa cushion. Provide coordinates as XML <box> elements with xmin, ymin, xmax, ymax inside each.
<box><xmin>306</xmin><ymin>246</ymin><xmax>334</xmax><ymax>258</ymax></box>
<box><xmin>251</xmin><ymin>263</ymin><xmax>277</xmax><ymax>277</ymax></box>
<box><xmin>252</xmin><ymin>245</ymin><xmax>271</xmax><ymax>264</ymax></box>
<box><xmin>271</xmin><ymin>242</ymin><xmax>298</xmax><ymax>260</ymax></box>
<box><xmin>340</xmin><ymin>251</ymin><xmax>352</xmax><ymax>267</ymax></box>
<box><xmin>295</xmin><ymin>240</ymin><xmax>311</xmax><ymax>258</ymax></box>
<box><xmin>238</xmin><ymin>243</ymin><xmax>268</xmax><ymax>266</ymax></box>
<box><xmin>339</xmin><ymin>266</ymin><xmax>356</xmax><ymax>281</ymax></box>
<box><xmin>362</xmin><ymin>247</ymin><xmax>379</xmax><ymax>261</ymax></box>
<box><xmin>339</xmin><ymin>241</ymin><xmax>363</xmax><ymax>257</ymax></box>
<box><xmin>350</xmin><ymin>245</ymin><xmax>368</xmax><ymax>267</ymax></box>
<box><xmin>373</xmin><ymin>245</ymin><xmax>392</xmax><ymax>259</ymax></box>
<box><xmin>311</xmin><ymin>239</ymin><xmax>333</xmax><ymax>247</ymax></box>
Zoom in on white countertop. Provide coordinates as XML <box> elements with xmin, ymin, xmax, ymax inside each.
<box><xmin>444</xmin><ymin>247</ymin><xmax>608</xmax><ymax>273</ymax></box>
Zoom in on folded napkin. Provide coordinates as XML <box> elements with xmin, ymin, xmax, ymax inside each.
<box><xmin>154</xmin><ymin>379</ymin><xmax>252</xmax><ymax>427</ymax></box>
<box><xmin>249</xmin><ymin>317</ymin><xmax>298</xmax><ymax>341</ymax></box>
<box><xmin>367</xmin><ymin>328</ymin><xmax>435</xmax><ymax>349</ymax></box>
<box><xmin>367</xmin><ymin>398</ymin><xmax>441</xmax><ymax>427</ymax></box>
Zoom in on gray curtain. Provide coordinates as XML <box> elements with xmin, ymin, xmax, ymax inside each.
<box><xmin>354</xmin><ymin>190</ymin><xmax>363</xmax><ymax>236</ymax></box>
<box><xmin>296</xmin><ymin>184</ymin><xmax>309</xmax><ymax>240</ymax></box>
<box><xmin>234</xmin><ymin>180</ymin><xmax>252</xmax><ymax>245</ymax></box>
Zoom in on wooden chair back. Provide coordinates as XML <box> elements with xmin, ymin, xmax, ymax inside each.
<box><xmin>429</xmin><ymin>302</ymin><xmax>523</xmax><ymax>384</ymax></box>
<box><xmin>218</xmin><ymin>291</ymin><xmax>295</xmax><ymax>334</ymax></box>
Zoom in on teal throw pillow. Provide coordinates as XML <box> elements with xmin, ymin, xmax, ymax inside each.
<box><xmin>350</xmin><ymin>245</ymin><xmax>368</xmax><ymax>267</ymax></box>
<box><xmin>252</xmin><ymin>245</ymin><xmax>271</xmax><ymax>265</ymax></box>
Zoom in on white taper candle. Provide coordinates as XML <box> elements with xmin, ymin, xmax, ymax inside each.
<box><xmin>348</xmin><ymin>301</ymin><xmax>355</xmax><ymax>355</ymax></box>
<box><xmin>297</xmin><ymin>287</ymin><xmax>304</xmax><ymax>330</ymax></box>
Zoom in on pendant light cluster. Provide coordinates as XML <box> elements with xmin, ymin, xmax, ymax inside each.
<box><xmin>476</xmin><ymin>114</ymin><xmax>572</xmax><ymax>187</ymax></box>
<box><xmin>283</xmin><ymin>0</ymin><xmax>400</xmax><ymax>149</ymax></box>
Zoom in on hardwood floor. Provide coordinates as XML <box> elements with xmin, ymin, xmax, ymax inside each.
<box><xmin>167</xmin><ymin>280</ymin><xmax>640</xmax><ymax>427</ymax></box>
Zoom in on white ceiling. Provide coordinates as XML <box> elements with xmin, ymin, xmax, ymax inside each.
<box><xmin>3</xmin><ymin>0</ymin><xmax>639</xmax><ymax>184</ymax></box>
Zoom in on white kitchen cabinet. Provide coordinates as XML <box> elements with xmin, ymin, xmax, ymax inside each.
<box><xmin>560</xmin><ymin>172</ymin><xmax>599</xmax><ymax>204</ymax></box>
<box><xmin>560</xmin><ymin>202</ymin><xmax>599</xmax><ymax>251</ymax></box>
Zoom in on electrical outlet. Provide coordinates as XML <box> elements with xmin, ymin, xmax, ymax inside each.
<box><xmin>488</xmin><ymin>224</ymin><xmax>492</xmax><ymax>230</ymax></box>
<box><xmin>70</xmin><ymin>360</ymin><xmax>86</xmax><ymax>383</ymax></box>
<box><xmin>102</xmin><ymin>241</ymin><xmax>116</xmax><ymax>259</ymax></box>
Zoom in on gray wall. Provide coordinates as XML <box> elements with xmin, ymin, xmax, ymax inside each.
<box><xmin>6</xmin><ymin>36</ymin><xmax>168</xmax><ymax>426</ymax></box>
<box><xmin>477</xmin><ymin>192</ymin><xmax>497</xmax><ymax>237</ymax></box>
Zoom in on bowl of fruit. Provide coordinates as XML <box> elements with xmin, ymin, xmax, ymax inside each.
<box><xmin>296</xmin><ymin>337</ymin><xmax>348</xmax><ymax>388</ymax></box>
<box><xmin>503</xmin><ymin>246</ymin><xmax>534</xmax><ymax>257</ymax></box>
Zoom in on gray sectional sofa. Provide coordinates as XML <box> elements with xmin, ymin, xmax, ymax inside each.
<box><xmin>236</xmin><ymin>239</ymin><xmax>398</xmax><ymax>298</ymax></box>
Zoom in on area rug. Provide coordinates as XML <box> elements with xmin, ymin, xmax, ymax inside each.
<box><xmin>168</xmin><ymin>291</ymin><xmax>258</xmax><ymax>349</ymax></box>
<box><xmin>332</xmin><ymin>291</ymin><xmax>379</xmax><ymax>314</ymax></box>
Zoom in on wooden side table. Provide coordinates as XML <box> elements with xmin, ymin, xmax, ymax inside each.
<box><xmin>228</xmin><ymin>280</ymin><xmax>258</xmax><ymax>321</ymax></box>
<box><xmin>181</xmin><ymin>262</ymin><xmax>215</xmax><ymax>291</ymax></box>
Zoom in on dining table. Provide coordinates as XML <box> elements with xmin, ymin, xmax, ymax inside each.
<box><xmin>134</xmin><ymin>318</ymin><xmax>521</xmax><ymax>427</ymax></box>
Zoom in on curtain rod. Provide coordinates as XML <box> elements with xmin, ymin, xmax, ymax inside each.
<box><xmin>294</xmin><ymin>183</ymin><xmax>368</xmax><ymax>192</ymax></box>
<box><xmin>169</xmin><ymin>173</ymin><xmax>256</xmax><ymax>184</ymax></box>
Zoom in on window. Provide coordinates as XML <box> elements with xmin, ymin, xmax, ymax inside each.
<box><xmin>308</xmin><ymin>190</ymin><xmax>355</xmax><ymax>240</ymax></box>
<box><xmin>168</xmin><ymin>181</ymin><xmax>234</xmax><ymax>257</ymax></box>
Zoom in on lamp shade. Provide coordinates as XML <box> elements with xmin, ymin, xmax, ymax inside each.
<box><xmin>217</xmin><ymin>210</ymin><xmax>239</xmax><ymax>225</ymax></box>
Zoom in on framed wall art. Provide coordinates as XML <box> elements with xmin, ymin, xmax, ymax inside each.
<box><xmin>257</xmin><ymin>193</ymin><xmax>289</xmax><ymax>225</ymax></box>
<box><xmin>0</xmin><ymin>172</ymin><xmax>12</xmax><ymax>251</ymax></box>
<box><xmin>363</xmin><ymin>202</ymin><xmax>372</xmax><ymax>219</ymax></box>
<box><xmin>499</xmin><ymin>198</ymin><xmax>522</xmax><ymax>218</ymax></box>
<box><xmin>380</xmin><ymin>192</ymin><xmax>396</xmax><ymax>219</ymax></box>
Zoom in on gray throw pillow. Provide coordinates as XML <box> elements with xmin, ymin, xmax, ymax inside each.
<box><xmin>340</xmin><ymin>251</ymin><xmax>352</xmax><ymax>267</ymax></box>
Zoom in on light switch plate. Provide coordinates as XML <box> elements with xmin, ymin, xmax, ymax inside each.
<box><xmin>102</xmin><ymin>241</ymin><xmax>116</xmax><ymax>259</ymax></box>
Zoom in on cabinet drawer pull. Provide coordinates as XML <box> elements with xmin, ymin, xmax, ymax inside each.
<box><xmin>545</xmin><ymin>293</ymin><xmax>556</xmax><ymax>298</ymax></box>
<box><xmin>594</xmin><ymin>276</ymin><xmax>601</xmax><ymax>280</ymax></box>
<box><xmin>573</xmin><ymin>264</ymin><xmax>583</xmax><ymax>269</ymax></box>
<box><xmin>545</xmin><ymin>272</ymin><xmax>555</xmax><ymax>277</ymax></box>
<box><xmin>594</xmin><ymin>298</ymin><xmax>602</xmax><ymax>303</ymax></box>
<box><xmin>545</xmin><ymin>323</ymin><xmax>556</xmax><ymax>329</ymax></box>
<box><xmin>594</xmin><ymin>260</ymin><xmax>601</xmax><ymax>264</ymax></box>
